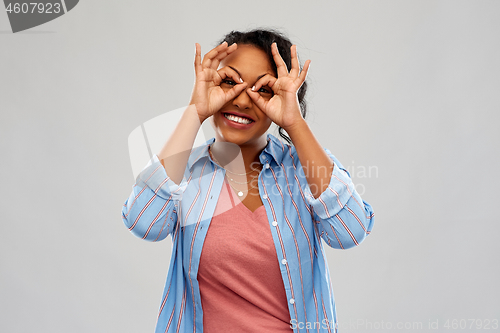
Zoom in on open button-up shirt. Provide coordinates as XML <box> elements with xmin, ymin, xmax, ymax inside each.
<box><xmin>122</xmin><ymin>133</ymin><xmax>375</xmax><ymax>333</ymax></box>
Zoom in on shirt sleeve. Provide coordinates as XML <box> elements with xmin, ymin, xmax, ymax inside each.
<box><xmin>305</xmin><ymin>148</ymin><xmax>375</xmax><ymax>249</ymax></box>
<box><xmin>121</xmin><ymin>154</ymin><xmax>188</xmax><ymax>242</ymax></box>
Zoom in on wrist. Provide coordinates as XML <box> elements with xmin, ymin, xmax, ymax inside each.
<box><xmin>283</xmin><ymin>117</ymin><xmax>307</xmax><ymax>135</ymax></box>
<box><xmin>184</xmin><ymin>104</ymin><xmax>206</xmax><ymax>125</ymax></box>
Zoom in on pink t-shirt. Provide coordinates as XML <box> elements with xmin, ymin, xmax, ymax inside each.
<box><xmin>197</xmin><ymin>178</ymin><xmax>293</xmax><ymax>333</ymax></box>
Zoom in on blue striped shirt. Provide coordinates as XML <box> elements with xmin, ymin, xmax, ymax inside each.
<box><xmin>122</xmin><ymin>133</ymin><xmax>375</xmax><ymax>333</ymax></box>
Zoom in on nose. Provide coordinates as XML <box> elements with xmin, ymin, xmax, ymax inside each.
<box><xmin>232</xmin><ymin>88</ymin><xmax>252</xmax><ymax>109</ymax></box>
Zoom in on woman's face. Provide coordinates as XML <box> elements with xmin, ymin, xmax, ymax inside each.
<box><xmin>210</xmin><ymin>44</ymin><xmax>275</xmax><ymax>148</ymax></box>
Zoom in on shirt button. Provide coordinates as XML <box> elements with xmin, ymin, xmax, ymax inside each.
<box><xmin>265</xmin><ymin>163</ymin><xmax>270</xmax><ymax>169</ymax></box>
<box><xmin>262</xmin><ymin>194</ymin><xmax>268</xmax><ymax>200</ymax></box>
<box><xmin>281</xmin><ymin>259</ymin><xmax>287</xmax><ymax>265</ymax></box>
<box><xmin>272</xmin><ymin>221</ymin><xmax>278</xmax><ymax>226</ymax></box>
<box><xmin>289</xmin><ymin>298</ymin><xmax>295</xmax><ymax>304</ymax></box>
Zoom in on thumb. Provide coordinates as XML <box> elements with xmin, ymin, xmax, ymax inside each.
<box><xmin>247</xmin><ymin>88</ymin><xmax>268</xmax><ymax>112</ymax></box>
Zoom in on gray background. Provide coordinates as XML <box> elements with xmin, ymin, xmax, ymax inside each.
<box><xmin>1</xmin><ymin>1</ymin><xmax>499</xmax><ymax>332</ymax></box>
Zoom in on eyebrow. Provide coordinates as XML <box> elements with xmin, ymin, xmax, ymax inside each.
<box><xmin>228</xmin><ymin>66</ymin><xmax>270</xmax><ymax>82</ymax></box>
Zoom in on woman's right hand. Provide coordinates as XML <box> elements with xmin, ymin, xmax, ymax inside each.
<box><xmin>189</xmin><ymin>42</ymin><xmax>248</xmax><ymax>123</ymax></box>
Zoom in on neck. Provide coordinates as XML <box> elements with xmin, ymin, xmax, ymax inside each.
<box><xmin>210</xmin><ymin>138</ymin><xmax>268</xmax><ymax>173</ymax></box>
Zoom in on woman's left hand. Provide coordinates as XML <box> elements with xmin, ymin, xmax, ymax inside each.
<box><xmin>247</xmin><ymin>43</ymin><xmax>310</xmax><ymax>130</ymax></box>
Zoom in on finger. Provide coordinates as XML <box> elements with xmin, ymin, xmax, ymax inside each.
<box><xmin>271</xmin><ymin>42</ymin><xmax>289</xmax><ymax>77</ymax></box>
<box><xmin>210</xmin><ymin>43</ymin><xmax>238</xmax><ymax>70</ymax></box>
<box><xmin>251</xmin><ymin>74</ymin><xmax>277</xmax><ymax>93</ymax></box>
<box><xmin>217</xmin><ymin>66</ymin><xmax>244</xmax><ymax>85</ymax></box>
<box><xmin>215</xmin><ymin>42</ymin><xmax>237</xmax><ymax>59</ymax></box>
<box><xmin>290</xmin><ymin>45</ymin><xmax>300</xmax><ymax>78</ymax></box>
<box><xmin>194</xmin><ymin>43</ymin><xmax>202</xmax><ymax>75</ymax></box>
<box><xmin>210</xmin><ymin>58</ymin><xmax>221</xmax><ymax>71</ymax></box>
<box><xmin>201</xmin><ymin>41</ymin><xmax>229</xmax><ymax>68</ymax></box>
<box><xmin>297</xmin><ymin>59</ymin><xmax>311</xmax><ymax>85</ymax></box>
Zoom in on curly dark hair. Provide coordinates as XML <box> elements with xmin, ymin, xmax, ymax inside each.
<box><xmin>217</xmin><ymin>28</ymin><xmax>308</xmax><ymax>146</ymax></box>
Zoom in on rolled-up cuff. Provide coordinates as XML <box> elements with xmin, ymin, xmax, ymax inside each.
<box><xmin>305</xmin><ymin>160</ymin><xmax>355</xmax><ymax>220</ymax></box>
<box><xmin>136</xmin><ymin>154</ymin><xmax>187</xmax><ymax>201</ymax></box>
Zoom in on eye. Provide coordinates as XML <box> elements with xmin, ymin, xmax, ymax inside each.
<box><xmin>258</xmin><ymin>86</ymin><xmax>272</xmax><ymax>95</ymax></box>
<box><xmin>221</xmin><ymin>78</ymin><xmax>237</xmax><ymax>86</ymax></box>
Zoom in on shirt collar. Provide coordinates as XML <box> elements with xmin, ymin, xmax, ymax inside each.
<box><xmin>187</xmin><ymin>133</ymin><xmax>288</xmax><ymax>172</ymax></box>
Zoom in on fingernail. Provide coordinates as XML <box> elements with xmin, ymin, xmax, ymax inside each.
<box><xmin>251</xmin><ymin>86</ymin><xmax>255</xmax><ymax>91</ymax></box>
<box><xmin>239</xmin><ymin>78</ymin><xmax>243</xmax><ymax>83</ymax></box>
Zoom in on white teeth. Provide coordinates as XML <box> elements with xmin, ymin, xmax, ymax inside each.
<box><xmin>224</xmin><ymin>114</ymin><xmax>252</xmax><ymax>124</ymax></box>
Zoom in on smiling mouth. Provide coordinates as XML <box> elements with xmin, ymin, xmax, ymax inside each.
<box><xmin>223</xmin><ymin>113</ymin><xmax>254</xmax><ymax>125</ymax></box>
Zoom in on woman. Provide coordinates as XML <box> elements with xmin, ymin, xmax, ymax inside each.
<box><xmin>122</xmin><ymin>29</ymin><xmax>375</xmax><ymax>333</ymax></box>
